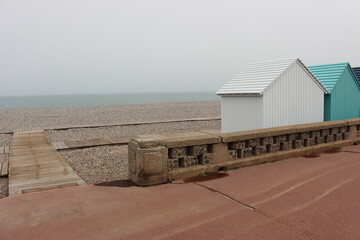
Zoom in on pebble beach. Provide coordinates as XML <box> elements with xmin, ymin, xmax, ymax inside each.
<box><xmin>0</xmin><ymin>101</ymin><xmax>220</xmax><ymax>132</ymax></box>
<box><xmin>0</xmin><ymin>101</ymin><xmax>220</xmax><ymax>197</ymax></box>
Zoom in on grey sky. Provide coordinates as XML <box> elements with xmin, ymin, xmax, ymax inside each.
<box><xmin>0</xmin><ymin>0</ymin><xmax>359</xmax><ymax>96</ymax></box>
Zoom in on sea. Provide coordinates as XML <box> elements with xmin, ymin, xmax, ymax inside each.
<box><xmin>0</xmin><ymin>92</ymin><xmax>219</xmax><ymax>109</ymax></box>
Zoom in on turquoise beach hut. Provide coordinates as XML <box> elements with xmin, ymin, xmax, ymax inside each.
<box><xmin>308</xmin><ymin>63</ymin><xmax>360</xmax><ymax>121</ymax></box>
<box><xmin>353</xmin><ymin>67</ymin><xmax>360</xmax><ymax>84</ymax></box>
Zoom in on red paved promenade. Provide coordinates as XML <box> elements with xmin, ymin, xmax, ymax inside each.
<box><xmin>0</xmin><ymin>145</ymin><xmax>359</xmax><ymax>240</ymax></box>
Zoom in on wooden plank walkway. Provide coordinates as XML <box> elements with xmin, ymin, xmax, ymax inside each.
<box><xmin>9</xmin><ymin>131</ymin><xmax>85</xmax><ymax>195</ymax></box>
<box><xmin>0</xmin><ymin>117</ymin><xmax>221</xmax><ymax>134</ymax></box>
<box><xmin>14</xmin><ymin>127</ymin><xmax>44</xmax><ymax>134</ymax></box>
<box><xmin>45</xmin><ymin>117</ymin><xmax>221</xmax><ymax>131</ymax></box>
<box><xmin>52</xmin><ymin>137</ymin><xmax>130</xmax><ymax>150</ymax></box>
<box><xmin>0</xmin><ymin>146</ymin><xmax>10</xmax><ymax>177</ymax></box>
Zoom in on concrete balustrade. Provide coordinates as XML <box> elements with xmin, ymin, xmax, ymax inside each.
<box><xmin>128</xmin><ymin>118</ymin><xmax>360</xmax><ymax>186</ymax></box>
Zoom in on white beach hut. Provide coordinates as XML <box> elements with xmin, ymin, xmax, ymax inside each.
<box><xmin>217</xmin><ymin>57</ymin><xmax>328</xmax><ymax>133</ymax></box>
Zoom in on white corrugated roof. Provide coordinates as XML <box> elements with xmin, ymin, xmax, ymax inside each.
<box><xmin>216</xmin><ymin>57</ymin><xmax>327</xmax><ymax>95</ymax></box>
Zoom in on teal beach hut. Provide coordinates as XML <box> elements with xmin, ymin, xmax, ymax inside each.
<box><xmin>353</xmin><ymin>67</ymin><xmax>360</xmax><ymax>84</ymax></box>
<box><xmin>308</xmin><ymin>63</ymin><xmax>360</xmax><ymax>121</ymax></box>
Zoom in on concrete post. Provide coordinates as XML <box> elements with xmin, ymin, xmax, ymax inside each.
<box><xmin>128</xmin><ymin>137</ymin><xmax>168</xmax><ymax>186</ymax></box>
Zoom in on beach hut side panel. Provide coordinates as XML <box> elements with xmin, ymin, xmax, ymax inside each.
<box><xmin>324</xmin><ymin>94</ymin><xmax>332</xmax><ymax>121</ymax></box>
<box><xmin>355</xmin><ymin>67</ymin><xmax>360</xmax><ymax>117</ymax></box>
<box><xmin>263</xmin><ymin>62</ymin><xmax>324</xmax><ymax>128</ymax></box>
<box><xmin>329</xmin><ymin>67</ymin><xmax>360</xmax><ymax>120</ymax></box>
<box><xmin>353</xmin><ymin>67</ymin><xmax>360</xmax><ymax>84</ymax></box>
<box><xmin>221</xmin><ymin>96</ymin><xmax>263</xmax><ymax>133</ymax></box>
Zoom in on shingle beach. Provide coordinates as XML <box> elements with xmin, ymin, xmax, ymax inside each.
<box><xmin>0</xmin><ymin>101</ymin><xmax>220</xmax><ymax>197</ymax></box>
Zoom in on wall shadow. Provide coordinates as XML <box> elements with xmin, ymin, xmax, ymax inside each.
<box><xmin>95</xmin><ymin>180</ymin><xmax>135</xmax><ymax>188</ymax></box>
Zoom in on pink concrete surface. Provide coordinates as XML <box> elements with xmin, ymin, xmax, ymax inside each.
<box><xmin>0</xmin><ymin>145</ymin><xmax>359</xmax><ymax>240</ymax></box>
<box><xmin>192</xmin><ymin>145</ymin><xmax>360</xmax><ymax>240</ymax></box>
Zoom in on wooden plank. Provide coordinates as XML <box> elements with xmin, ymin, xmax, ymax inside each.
<box><xmin>59</xmin><ymin>142</ymin><xmax>68</xmax><ymax>149</ymax></box>
<box><xmin>0</xmin><ymin>154</ymin><xmax>9</xmax><ymax>177</ymax></box>
<box><xmin>1</xmin><ymin>117</ymin><xmax>221</xmax><ymax>134</ymax></box>
<box><xmin>14</xmin><ymin>128</ymin><xmax>44</xmax><ymax>134</ymax></box>
<box><xmin>52</xmin><ymin>142</ymin><xmax>60</xmax><ymax>150</ymax></box>
<box><xmin>9</xmin><ymin>131</ymin><xmax>85</xmax><ymax>195</ymax></box>
<box><xmin>0</xmin><ymin>147</ymin><xmax>4</xmax><ymax>154</ymax></box>
<box><xmin>11</xmin><ymin>175</ymin><xmax>81</xmax><ymax>187</ymax></box>
<box><xmin>4</xmin><ymin>146</ymin><xmax>10</xmax><ymax>154</ymax></box>
<box><xmin>21</xmin><ymin>182</ymin><xmax>79</xmax><ymax>194</ymax></box>
<box><xmin>90</xmin><ymin>139</ymin><xmax>102</xmax><ymax>145</ymax></box>
<box><xmin>62</xmin><ymin>141</ymin><xmax>77</xmax><ymax>148</ymax></box>
<box><xmin>10</xmin><ymin>178</ymin><xmax>83</xmax><ymax>195</ymax></box>
<box><xmin>52</xmin><ymin>142</ymin><xmax>68</xmax><ymax>150</ymax></box>
<box><xmin>10</xmin><ymin>168</ymin><xmax>77</xmax><ymax>181</ymax></box>
<box><xmin>47</xmin><ymin>117</ymin><xmax>221</xmax><ymax>131</ymax></box>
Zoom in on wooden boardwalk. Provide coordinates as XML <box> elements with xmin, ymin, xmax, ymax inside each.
<box><xmin>0</xmin><ymin>146</ymin><xmax>10</xmax><ymax>177</ymax></box>
<box><xmin>52</xmin><ymin>137</ymin><xmax>129</xmax><ymax>150</ymax></box>
<box><xmin>9</xmin><ymin>131</ymin><xmax>85</xmax><ymax>195</ymax></box>
<box><xmin>14</xmin><ymin>127</ymin><xmax>44</xmax><ymax>133</ymax></box>
<box><xmin>46</xmin><ymin>117</ymin><xmax>221</xmax><ymax>131</ymax></box>
<box><xmin>0</xmin><ymin>117</ymin><xmax>221</xmax><ymax>134</ymax></box>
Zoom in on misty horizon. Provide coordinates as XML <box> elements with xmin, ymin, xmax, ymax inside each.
<box><xmin>0</xmin><ymin>90</ymin><xmax>216</xmax><ymax>97</ymax></box>
<box><xmin>1</xmin><ymin>0</ymin><xmax>359</xmax><ymax>97</ymax></box>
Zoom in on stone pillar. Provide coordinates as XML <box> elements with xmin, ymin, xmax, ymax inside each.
<box><xmin>347</xmin><ymin>119</ymin><xmax>360</xmax><ymax>140</ymax></box>
<box><xmin>128</xmin><ymin>136</ymin><xmax>168</xmax><ymax>186</ymax></box>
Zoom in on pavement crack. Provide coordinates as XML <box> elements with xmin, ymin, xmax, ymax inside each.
<box><xmin>193</xmin><ymin>182</ymin><xmax>255</xmax><ymax>210</ymax></box>
<box><xmin>194</xmin><ymin>182</ymin><xmax>321</xmax><ymax>240</ymax></box>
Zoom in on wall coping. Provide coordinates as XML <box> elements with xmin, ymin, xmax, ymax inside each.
<box><xmin>133</xmin><ymin>118</ymin><xmax>360</xmax><ymax>146</ymax></box>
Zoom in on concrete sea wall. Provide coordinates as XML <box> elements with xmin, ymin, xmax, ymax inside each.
<box><xmin>128</xmin><ymin>118</ymin><xmax>360</xmax><ymax>186</ymax></box>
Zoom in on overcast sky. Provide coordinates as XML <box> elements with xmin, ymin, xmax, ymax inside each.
<box><xmin>0</xmin><ymin>0</ymin><xmax>359</xmax><ymax>96</ymax></box>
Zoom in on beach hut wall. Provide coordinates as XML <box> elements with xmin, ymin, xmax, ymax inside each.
<box><xmin>309</xmin><ymin>63</ymin><xmax>360</xmax><ymax>120</ymax></box>
<box><xmin>217</xmin><ymin>57</ymin><xmax>327</xmax><ymax>133</ymax></box>
<box><xmin>353</xmin><ymin>67</ymin><xmax>360</xmax><ymax>84</ymax></box>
